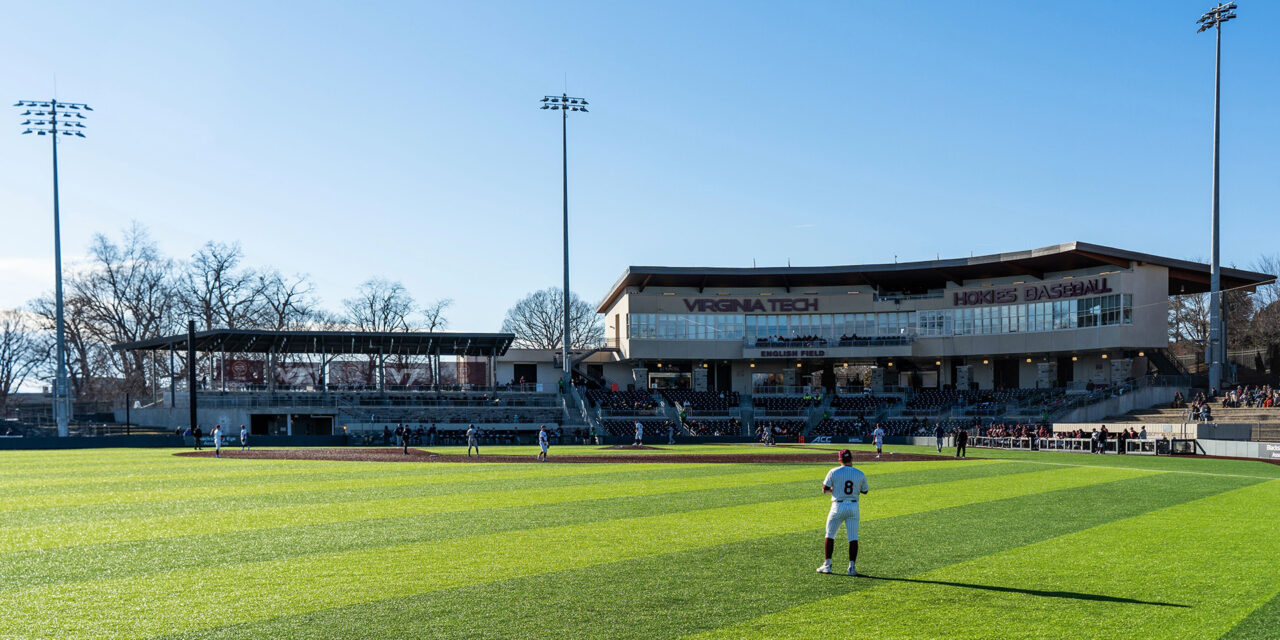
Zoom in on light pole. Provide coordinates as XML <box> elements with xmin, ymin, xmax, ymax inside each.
<box><xmin>15</xmin><ymin>98</ymin><xmax>91</xmax><ymax>437</ymax></box>
<box><xmin>1197</xmin><ymin>3</ymin><xmax>1236</xmax><ymax>394</ymax></box>
<box><xmin>540</xmin><ymin>93</ymin><xmax>588</xmax><ymax>392</ymax></box>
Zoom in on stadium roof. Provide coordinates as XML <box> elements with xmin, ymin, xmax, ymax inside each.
<box><xmin>598</xmin><ymin>241</ymin><xmax>1276</xmax><ymax>312</ymax></box>
<box><xmin>113</xmin><ymin>330</ymin><xmax>515</xmax><ymax>357</ymax></box>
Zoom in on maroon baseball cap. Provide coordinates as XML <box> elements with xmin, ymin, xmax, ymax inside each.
<box><xmin>838</xmin><ymin>449</ymin><xmax>852</xmax><ymax>461</ymax></box>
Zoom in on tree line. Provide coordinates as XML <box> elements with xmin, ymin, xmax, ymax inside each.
<box><xmin>0</xmin><ymin>222</ymin><xmax>605</xmax><ymax>409</ymax></box>
<box><xmin>1168</xmin><ymin>254</ymin><xmax>1280</xmax><ymax>376</ymax></box>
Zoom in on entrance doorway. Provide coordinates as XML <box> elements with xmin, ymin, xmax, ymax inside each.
<box><xmin>993</xmin><ymin>358</ymin><xmax>1020</xmax><ymax>389</ymax></box>
<box><xmin>512</xmin><ymin>363</ymin><xmax>538</xmax><ymax>385</ymax></box>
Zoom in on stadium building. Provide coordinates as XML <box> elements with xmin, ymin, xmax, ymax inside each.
<box><xmin>586</xmin><ymin>242</ymin><xmax>1270</xmax><ymax>394</ymax></box>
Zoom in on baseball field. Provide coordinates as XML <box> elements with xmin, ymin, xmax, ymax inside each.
<box><xmin>1</xmin><ymin>444</ymin><xmax>1277</xmax><ymax>639</ymax></box>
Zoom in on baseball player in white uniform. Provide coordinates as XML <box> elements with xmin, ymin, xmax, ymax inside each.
<box><xmin>212</xmin><ymin>424</ymin><xmax>223</xmax><ymax>459</ymax></box>
<box><xmin>239</xmin><ymin>425</ymin><xmax>249</xmax><ymax>451</ymax></box>
<box><xmin>633</xmin><ymin>421</ymin><xmax>644</xmax><ymax>446</ymax></box>
<box><xmin>873</xmin><ymin>424</ymin><xmax>885</xmax><ymax>458</ymax></box>
<box><xmin>537</xmin><ymin>425</ymin><xmax>549</xmax><ymax>462</ymax></box>
<box><xmin>818</xmin><ymin>449</ymin><xmax>869</xmax><ymax>576</ymax></box>
<box><xmin>466</xmin><ymin>424</ymin><xmax>480</xmax><ymax>457</ymax></box>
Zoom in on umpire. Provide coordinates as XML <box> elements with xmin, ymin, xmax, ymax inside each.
<box><xmin>955</xmin><ymin>427</ymin><xmax>968</xmax><ymax>459</ymax></box>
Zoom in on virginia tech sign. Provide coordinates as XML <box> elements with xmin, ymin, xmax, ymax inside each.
<box><xmin>683</xmin><ymin>298</ymin><xmax>819</xmax><ymax>313</ymax></box>
<box><xmin>952</xmin><ymin>278</ymin><xmax>1113</xmax><ymax>307</ymax></box>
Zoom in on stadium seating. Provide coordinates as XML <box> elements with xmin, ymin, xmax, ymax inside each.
<box><xmin>812</xmin><ymin>418</ymin><xmax>868</xmax><ymax>437</ymax></box>
<box><xmin>753</xmin><ymin>396</ymin><xmax>813</xmax><ymax>414</ymax></box>
<box><xmin>660</xmin><ymin>390</ymin><xmax>740</xmax><ymax>412</ymax></box>
<box><xmin>682</xmin><ymin>418</ymin><xmax>741</xmax><ymax>436</ymax></box>
<box><xmin>601</xmin><ymin>418</ymin><xmax>677</xmax><ymax>439</ymax></box>
<box><xmin>830</xmin><ymin>394</ymin><xmax>899</xmax><ymax>415</ymax></box>
<box><xmin>587</xmin><ymin>390</ymin><xmax>658</xmax><ymax>412</ymax></box>
<box><xmin>756</xmin><ymin>419</ymin><xmax>806</xmax><ymax>438</ymax></box>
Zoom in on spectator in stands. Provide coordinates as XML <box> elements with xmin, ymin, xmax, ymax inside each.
<box><xmin>1139</xmin><ymin>426</ymin><xmax>1147</xmax><ymax>440</ymax></box>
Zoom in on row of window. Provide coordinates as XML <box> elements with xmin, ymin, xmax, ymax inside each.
<box><xmin>625</xmin><ymin>295</ymin><xmax>1133</xmax><ymax>341</ymax></box>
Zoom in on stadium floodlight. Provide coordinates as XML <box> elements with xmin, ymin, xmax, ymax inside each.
<box><xmin>1197</xmin><ymin>3</ymin><xmax>1237</xmax><ymax>393</ymax></box>
<box><xmin>539</xmin><ymin>93</ymin><xmax>589</xmax><ymax>392</ymax></box>
<box><xmin>14</xmin><ymin>98</ymin><xmax>92</xmax><ymax>437</ymax></box>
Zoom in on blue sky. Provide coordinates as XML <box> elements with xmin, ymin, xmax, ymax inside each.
<box><xmin>1</xmin><ymin>1</ymin><xmax>1276</xmax><ymax>331</ymax></box>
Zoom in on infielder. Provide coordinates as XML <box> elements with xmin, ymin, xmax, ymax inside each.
<box><xmin>537</xmin><ymin>425</ymin><xmax>549</xmax><ymax>462</ymax></box>
<box><xmin>239</xmin><ymin>425</ymin><xmax>249</xmax><ymax>451</ymax></box>
<box><xmin>933</xmin><ymin>423</ymin><xmax>945</xmax><ymax>453</ymax></box>
<box><xmin>872</xmin><ymin>424</ymin><xmax>885</xmax><ymax>458</ymax></box>
<box><xmin>400</xmin><ymin>424</ymin><xmax>411</xmax><ymax>455</ymax></box>
<box><xmin>818</xmin><ymin>449</ymin><xmax>869</xmax><ymax>576</ymax></box>
<box><xmin>212</xmin><ymin>424</ymin><xmax>223</xmax><ymax>459</ymax></box>
<box><xmin>633</xmin><ymin>421</ymin><xmax>644</xmax><ymax>446</ymax></box>
<box><xmin>466</xmin><ymin>424</ymin><xmax>480</xmax><ymax>457</ymax></box>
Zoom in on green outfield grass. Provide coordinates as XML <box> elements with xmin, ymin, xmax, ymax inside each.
<box><xmin>0</xmin><ymin>445</ymin><xmax>1276</xmax><ymax>639</ymax></box>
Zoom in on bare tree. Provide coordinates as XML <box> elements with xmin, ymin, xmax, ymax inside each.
<box><xmin>342</xmin><ymin>278</ymin><xmax>415</xmax><ymax>332</ymax></box>
<box><xmin>0</xmin><ymin>311</ymin><xmax>40</xmax><ymax>410</ymax></box>
<box><xmin>178</xmin><ymin>242</ymin><xmax>267</xmax><ymax>331</ymax></box>
<box><xmin>501</xmin><ymin>287</ymin><xmax>603</xmax><ymax>350</ymax></box>
<box><xmin>70</xmin><ymin>223</ymin><xmax>179</xmax><ymax>398</ymax></box>
<box><xmin>420</xmin><ymin>298</ymin><xmax>453</xmax><ymax>333</ymax></box>
<box><xmin>258</xmin><ymin>270</ymin><xmax>317</xmax><ymax>331</ymax></box>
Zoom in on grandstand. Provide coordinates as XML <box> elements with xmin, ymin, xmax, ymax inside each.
<box><xmin>111</xmin><ymin>329</ymin><xmax>569</xmax><ymax>436</ymax></box>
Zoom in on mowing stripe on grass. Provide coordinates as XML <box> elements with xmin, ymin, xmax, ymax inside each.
<box><xmin>0</xmin><ymin>461</ymin><xmax>1037</xmax><ymax>591</ymax></box>
<box><xmin>1220</xmin><ymin>587</ymin><xmax>1280</xmax><ymax>640</ymax></box>
<box><xmin>0</xmin><ymin>459</ymin><xmax>809</xmax><ymax>513</ymax></box>
<box><xmin>690</xmin><ymin>479</ymin><xmax>1280</xmax><ymax>640</ymax></box>
<box><xmin>0</xmin><ymin>466</ymin><xmax>1151</xmax><ymax>639</ymax></box>
<box><xmin>0</xmin><ymin>459</ymin><xmax>997</xmax><ymax>532</ymax></box>
<box><xmin>176</xmin><ymin>472</ymin><xmax>1257</xmax><ymax>640</ymax></box>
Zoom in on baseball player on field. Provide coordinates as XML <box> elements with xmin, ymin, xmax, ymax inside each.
<box><xmin>933</xmin><ymin>422</ymin><xmax>945</xmax><ymax>453</ymax></box>
<box><xmin>818</xmin><ymin>449</ymin><xmax>869</xmax><ymax>576</ymax></box>
<box><xmin>537</xmin><ymin>425</ymin><xmax>549</xmax><ymax>462</ymax></box>
<box><xmin>466</xmin><ymin>424</ymin><xmax>480</xmax><ymax>457</ymax></box>
<box><xmin>873</xmin><ymin>423</ymin><xmax>885</xmax><ymax>458</ymax></box>
<box><xmin>212</xmin><ymin>424</ymin><xmax>223</xmax><ymax>459</ymax></box>
<box><xmin>239</xmin><ymin>425</ymin><xmax>249</xmax><ymax>451</ymax></box>
<box><xmin>633</xmin><ymin>421</ymin><xmax>644</xmax><ymax>446</ymax></box>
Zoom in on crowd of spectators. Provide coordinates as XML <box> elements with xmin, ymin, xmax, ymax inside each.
<box><xmin>1219</xmin><ymin>385</ymin><xmax>1279</xmax><ymax>408</ymax></box>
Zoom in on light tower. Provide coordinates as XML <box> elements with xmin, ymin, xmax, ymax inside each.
<box><xmin>15</xmin><ymin>98</ymin><xmax>92</xmax><ymax>436</ymax></box>
<box><xmin>539</xmin><ymin>93</ymin><xmax>588</xmax><ymax>391</ymax></box>
<box><xmin>1196</xmin><ymin>3</ymin><xmax>1236</xmax><ymax>393</ymax></box>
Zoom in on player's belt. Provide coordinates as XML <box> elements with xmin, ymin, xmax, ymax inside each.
<box><xmin>834</xmin><ymin>499</ymin><xmax>858</xmax><ymax>503</ymax></box>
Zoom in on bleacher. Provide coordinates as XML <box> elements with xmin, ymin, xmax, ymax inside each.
<box><xmin>683</xmin><ymin>418</ymin><xmax>741</xmax><ymax>436</ymax></box>
<box><xmin>586</xmin><ymin>390</ymin><xmax>658</xmax><ymax>412</ymax></box>
<box><xmin>812</xmin><ymin>418</ymin><xmax>868</xmax><ymax>437</ymax></box>
<box><xmin>601</xmin><ymin>418</ymin><xmax>677</xmax><ymax>439</ymax></box>
<box><xmin>830</xmin><ymin>394</ymin><xmax>898</xmax><ymax>415</ymax></box>
<box><xmin>903</xmin><ymin>390</ymin><xmax>961</xmax><ymax>415</ymax></box>
<box><xmin>757</xmin><ymin>419</ymin><xmax>806</xmax><ymax>438</ymax></box>
<box><xmin>754</xmin><ymin>396</ymin><xmax>815</xmax><ymax>415</ymax></box>
<box><xmin>661</xmin><ymin>390</ymin><xmax>740</xmax><ymax>412</ymax></box>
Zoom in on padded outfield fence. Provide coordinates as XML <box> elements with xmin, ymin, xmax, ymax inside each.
<box><xmin>968</xmin><ymin>436</ymin><xmax>1196</xmax><ymax>456</ymax></box>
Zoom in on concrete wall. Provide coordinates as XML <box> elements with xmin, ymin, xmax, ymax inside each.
<box><xmin>1198</xmin><ymin>439</ymin><xmax>1280</xmax><ymax>461</ymax></box>
<box><xmin>1052</xmin><ymin>385</ymin><xmax>1186</xmax><ymax>423</ymax></box>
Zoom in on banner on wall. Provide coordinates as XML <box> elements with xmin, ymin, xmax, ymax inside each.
<box><xmin>275</xmin><ymin>362</ymin><xmax>320</xmax><ymax>387</ymax></box>
<box><xmin>385</xmin><ymin>363</ymin><xmax>433</xmax><ymax>387</ymax></box>
<box><xmin>219</xmin><ymin>359</ymin><xmax>264</xmax><ymax>384</ymax></box>
<box><xmin>328</xmin><ymin>360</ymin><xmax>372</xmax><ymax>386</ymax></box>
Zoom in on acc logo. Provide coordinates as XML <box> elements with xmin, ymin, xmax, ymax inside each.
<box><xmin>810</xmin><ymin>436</ymin><xmax>832</xmax><ymax>444</ymax></box>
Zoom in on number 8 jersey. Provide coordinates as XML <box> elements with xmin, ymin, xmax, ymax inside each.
<box><xmin>823</xmin><ymin>465</ymin><xmax>869</xmax><ymax>501</ymax></box>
